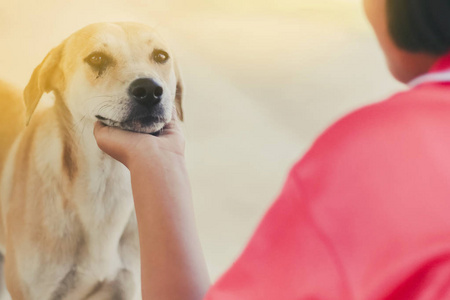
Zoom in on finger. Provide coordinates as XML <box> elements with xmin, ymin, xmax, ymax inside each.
<box><xmin>93</xmin><ymin>122</ymin><xmax>139</xmax><ymax>163</ymax></box>
<box><xmin>94</xmin><ymin>121</ymin><xmax>140</xmax><ymax>143</ymax></box>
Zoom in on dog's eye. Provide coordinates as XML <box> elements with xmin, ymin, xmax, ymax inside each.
<box><xmin>152</xmin><ymin>50</ymin><xmax>169</xmax><ymax>63</ymax></box>
<box><xmin>85</xmin><ymin>52</ymin><xmax>112</xmax><ymax>77</ymax></box>
<box><xmin>85</xmin><ymin>52</ymin><xmax>110</xmax><ymax>68</ymax></box>
<box><xmin>88</xmin><ymin>54</ymin><xmax>103</xmax><ymax>66</ymax></box>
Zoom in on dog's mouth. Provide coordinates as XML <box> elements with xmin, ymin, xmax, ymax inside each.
<box><xmin>95</xmin><ymin>115</ymin><xmax>165</xmax><ymax>136</ymax></box>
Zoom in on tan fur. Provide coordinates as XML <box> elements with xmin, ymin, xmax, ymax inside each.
<box><xmin>0</xmin><ymin>81</ymin><xmax>25</xmax><ymax>265</ymax></box>
<box><xmin>0</xmin><ymin>22</ymin><xmax>183</xmax><ymax>299</ymax></box>
<box><xmin>0</xmin><ymin>81</ymin><xmax>25</xmax><ymax>172</ymax></box>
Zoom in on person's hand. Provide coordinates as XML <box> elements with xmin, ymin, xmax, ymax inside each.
<box><xmin>93</xmin><ymin>112</ymin><xmax>185</xmax><ymax>172</ymax></box>
<box><xmin>94</xmin><ymin>113</ymin><xmax>210</xmax><ymax>299</ymax></box>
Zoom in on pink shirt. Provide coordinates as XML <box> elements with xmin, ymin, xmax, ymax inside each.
<box><xmin>205</xmin><ymin>53</ymin><xmax>450</xmax><ymax>299</ymax></box>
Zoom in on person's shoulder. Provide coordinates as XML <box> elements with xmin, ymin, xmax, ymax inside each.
<box><xmin>292</xmin><ymin>86</ymin><xmax>450</xmax><ymax>173</ymax></box>
<box><xmin>319</xmin><ymin>86</ymin><xmax>450</xmax><ymax>147</ymax></box>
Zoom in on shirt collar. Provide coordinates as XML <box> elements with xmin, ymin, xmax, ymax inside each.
<box><xmin>408</xmin><ymin>51</ymin><xmax>450</xmax><ymax>88</ymax></box>
<box><xmin>429</xmin><ymin>51</ymin><xmax>450</xmax><ymax>72</ymax></box>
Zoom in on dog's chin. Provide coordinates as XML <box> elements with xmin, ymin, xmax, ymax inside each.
<box><xmin>118</xmin><ymin>122</ymin><xmax>166</xmax><ymax>135</ymax></box>
<box><xmin>96</xmin><ymin>115</ymin><xmax>166</xmax><ymax>136</ymax></box>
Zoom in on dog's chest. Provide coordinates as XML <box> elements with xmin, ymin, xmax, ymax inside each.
<box><xmin>60</xmin><ymin>162</ymin><xmax>139</xmax><ymax>297</ymax></box>
<box><xmin>16</xmin><ymin>158</ymin><xmax>140</xmax><ymax>300</ymax></box>
<box><xmin>76</xmin><ymin>162</ymin><xmax>135</xmax><ymax>268</ymax></box>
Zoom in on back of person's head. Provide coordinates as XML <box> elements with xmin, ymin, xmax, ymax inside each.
<box><xmin>387</xmin><ymin>0</ymin><xmax>450</xmax><ymax>55</ymax></box>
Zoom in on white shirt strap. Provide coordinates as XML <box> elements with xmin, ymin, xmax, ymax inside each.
<box><xmin>408</xmin><ymin>69</ymin><xmax>450</xmax><ymax>88</ymax></box>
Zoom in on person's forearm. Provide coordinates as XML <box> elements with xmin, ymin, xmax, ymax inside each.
<box><xmin>130</xmin><ymin>156</ymin><xmax>210</xmax><ymax>300</ymax></box>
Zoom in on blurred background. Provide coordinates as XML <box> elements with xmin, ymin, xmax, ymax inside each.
<box><xmin>0</xmin><ymin>0</ymin><xmax>403</xmax><ymax>280</ymax></box>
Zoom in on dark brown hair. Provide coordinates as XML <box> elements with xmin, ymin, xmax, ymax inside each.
<box><xmin>387</xmin><ymin>0</ymin><xmax>450</xmax><ymax>55</ymax></box>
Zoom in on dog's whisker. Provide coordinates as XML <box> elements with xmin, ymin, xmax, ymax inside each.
<box><xmin>66</xmin><ymin>115</ymin><xmax>86</xmax><ymax>133</ymax></box>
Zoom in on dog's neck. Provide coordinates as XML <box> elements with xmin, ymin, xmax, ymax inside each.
<box><xmin>48</xmin><ymin>95</ymin><xmax>135</xmax><ymax>267</ymax></box>
<box><xmin>52</xmin><ymin>94</ymin><xmax>127</xmax><ymax>184</ymax></box>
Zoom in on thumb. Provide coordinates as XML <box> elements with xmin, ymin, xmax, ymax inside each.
<box><xmin>93</xmin><ymin>122</ymin><xmax>140</xmax><ymax>165</ymax></box>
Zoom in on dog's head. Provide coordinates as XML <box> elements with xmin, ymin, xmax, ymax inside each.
<box><xmin>24</xmin><ymin>22</ymin><xmax>183</xmax><ymax>134</ymax></box>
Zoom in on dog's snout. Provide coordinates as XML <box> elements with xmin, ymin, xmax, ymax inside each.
<box><xmin>129</xmin><ymin>78</ymin><xmax>163</xmax><ymax>106</ymax></box>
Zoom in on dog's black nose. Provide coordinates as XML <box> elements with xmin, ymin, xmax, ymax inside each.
<box><xmin>129</xmin><ymin>78</ymin><xmax>163</xmax><ymax>106</ymax></box>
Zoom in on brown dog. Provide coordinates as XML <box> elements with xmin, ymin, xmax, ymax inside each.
<box><xmin>0</xmin><ymin>22</ymin><xmax>183</xmax><ymax>299</ymax></box>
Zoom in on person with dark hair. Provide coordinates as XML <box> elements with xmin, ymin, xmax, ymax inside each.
<box><xmin>94</xmin><ymin>0</ymin><xmax>450</xmax><ymax>299</ymax></box>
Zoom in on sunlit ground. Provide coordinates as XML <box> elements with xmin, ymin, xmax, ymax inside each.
<box><xmin>0</xmin><ymin>0</ymin><xmax>403</xmax><ymax>280</ymax></box>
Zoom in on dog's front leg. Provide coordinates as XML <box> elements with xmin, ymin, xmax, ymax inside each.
<box><xmin>0</xmin><ymin>254</ymin><xmax>11</xmax><ymax>300</ymax></box>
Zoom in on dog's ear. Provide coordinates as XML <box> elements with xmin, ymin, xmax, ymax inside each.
<box><xmin>174</xmin><ymin>60</ymin><xmax>184</xmax><ymax>121</ymax></box>
<box><xmin>24</xmin><ymin>43</ymin><xmax>65</xmax><ymax>125</ymax></box>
